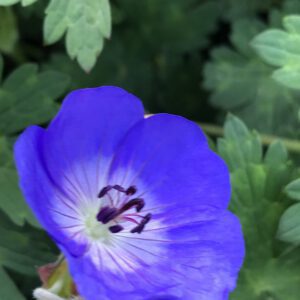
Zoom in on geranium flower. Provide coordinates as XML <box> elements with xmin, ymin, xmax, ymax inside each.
<box><xmin>14</xmin><ymin>86</ymin><xmax>244</xmax><ymax>300</ymax></box>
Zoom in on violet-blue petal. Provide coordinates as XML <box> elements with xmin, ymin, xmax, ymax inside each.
<box><xmin>42</xmin><ymin>86</ymin><xmax>144</xmax><ymax>200</ymax></box>
<box><xmin>14</xmin><ymin>126</ymin><xmax>86</xmax><ymax>256</ymax></box>
<box><xmin>65</xmin><ymin>208</ymin><xmax>244</xmax><ymax>300</ymax></box>
<box><xmin>14</xmin><ymin>87</ymin><xmax>144</xmax><ymax>256</ymax></box>
<box><xmin>109</xmin><ymin>113</ymin><xmax>231</xmax><ymax>210</ymax></box>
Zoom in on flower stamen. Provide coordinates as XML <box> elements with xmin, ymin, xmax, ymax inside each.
<box><xmin>96</xmin><ymin>206</ymin><xmax>119</xmax><ymax>224</ymax></box>
<box><xmin>119</xmin><ymin>198</ymin><xmax>145</xmax><ymax>213</ymax></box>
<box><xmin>98</xmin><ymin>185</ymin><xmax>137</xmax><ymax>198</ymax></box>
<box><xmin>131</xmin><ymin>213</ymin><xmax>152</xmax><ymax>234</ymax></box>
<box><xmin>97</xmin><ymin>185</ymin><xmax>151</xmax><ymax>234</ymax></box>
<box><xmin>108</xmin><ymin>224</ymin><xmax>124</xmax><ymax>233</ymax></box>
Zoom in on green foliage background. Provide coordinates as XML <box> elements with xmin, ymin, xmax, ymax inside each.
<box><xmin>1</xmin><ymin>0</ymin><xmax>300</xmax><ymax>299</ymax></box>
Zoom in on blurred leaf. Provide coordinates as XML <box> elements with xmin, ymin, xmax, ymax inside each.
<box><xmin>277</xmin><ymin>203</ymin><xmax>300</xmax><ymax>243</ymax></box>
<box><xmin>117</xmin><ymin>0</ymin><xmax>220</xmax><ymax>53</ymax></box>
<box><xmin>204</xmin><ymin>17</ymin><xmax>300</xmax><ymax>137</ymax></box>
<box><xmin>269</xmin><ymin>0</ymin><xmax>300</xmax><ymax>27</ymax></box>
<box><xmin>278</xmin><ymin>177</ymin><xmax>300</xmax><ymax>245</ymax></box>
<box><xmin>230</xmin><ymin>250</ymin><xmax>300</xmax><ymax>300</ymax></box>
<box><xmin>0</xmin><ymin>7</ymin><xmax>18</xmax><ymax>54</ymax></box>
<box><xmin>0</xmin><ymin>210</ymin><xmax>57</xmax><ymax>275</ymax></box>
<box><xmin>0</xmin><ymin>167</ymin><xmax>39</xmax><ymax>227</ymax></box>
<box><xmin>217</xmin><ymin>116</ymin><xmax>300</xmax><ymax>299</ymax></box>
<box><xmin>265</xmin><ymin>141</ymin><xmax>288</xmax><ymax>165</ymax></box>
<box><xmin>44</xmin><ymin>0</ymin><xmax>111</xmax><ymax>72</ymax></box>
<box><xmin>284</xmin><ymin>179</ymin><xmax>300</xmax><ymax>201</ymax></box>
<box><xmin>221</xmin><ymin>0</ymin><xmax>273</xmax><ymax>21</ymax></box>
<box><xmin>0</xmin><ymin>58</ymin><xmax>69</xmax><ymax>135</ymax></box>
<box><xmin>217</xmin><ymin>114</ymin><xmax>262</xmax><ymax>170</ymax></box>
<box><xmin>252</xmin><ymin>15</ymin><xmax>300</xmax><ymax>90</ymax></box>
<box><xmin>0</xmin><ymin>209</ymin><xmax>57</xmax><ymax>298</ymax></box>
<box><xmin>0</xmin><ymin>0</ymin><xmax>37</xmax><ymax>6</ymax></box>
<box><xmin>0</xmin><ymin>136</ymin><xmax>38</xmax><ymax>227</ymax></box>
<box><xmin>0</xmin><ymin>267</ymin><xmax>25</xmax><ymax>300</ymax></box>
<box><xmin>0</xmin><ymin>136</ymin><xmax>13</xmax><ymax>167</ymax></box>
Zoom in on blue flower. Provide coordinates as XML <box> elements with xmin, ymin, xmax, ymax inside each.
<box><xmin>14</xmin><ymin>86</ymin><xmax>244</xmax><ymax>300</ymax></box>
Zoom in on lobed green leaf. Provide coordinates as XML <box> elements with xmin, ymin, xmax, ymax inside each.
<box><xmin>0</xmin><ymin>0</ymin><xmax>37</xmax><ymax>6</ymax></box>
<box><xmin>0</xmin><ymin>58</ymin><xmax>69</xmax><ymax>135</ymax></box>
<box><xmin>277</xmin><ymin>203</ymin><xmax>300</xmax><ymax>243</ymax></box>
<box><xmin>252</xmin><ymin>14</ymin><xmax>300</xmax><ymax>89</ymax></box>
<box><xmin>204</xmin><ymin>17</ymin><xmax>300</xmax><ymax>137</ymax></box>
<box><xmin>284</xmin><ymin>179</ymin><xmax>300</xmax><ymax>201</ymax></box>
<box><xmin>44</xmin><ymin>0</ymin><xmax>111</xmax><ymax>72</ymax></box>
<box><xmin>218</xmin><ymin>115</ymin><xmax>299</xmax><ymax>299</ymax></box>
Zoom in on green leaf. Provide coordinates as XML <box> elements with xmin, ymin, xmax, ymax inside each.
<box><xmin>0</xmin><ymin>209</ymin><xmax>57</xmax><ymax>299</ymax></box>
<box><xmin>117</xmin><ymin>0</ymin><xmax>220</xmax><ymax>53</ymax></box>
<box><xmin>0</xmin><ymin>212</ymin><xmax>57</xmax><ymax>275</ymax></box>
<box><xmin>0</xmin><ymin>0</ymin><xmax>19</xmax><ymax>5</ymax></box>
<box><xmin>217</xmin><ymin>115</ymin><xmax>299</xmax><ymax>299</ymax></box>
<box><xmin>0</xmin><ymin>0</ymin><xmax>37</xmax><ymax>6</ymax></box>
<box><xmin>0</xmin><ymin>59</ymin><xmax>69</xmax><ymax>135</ymax></box>
<box><xmin>251</xmin><ymin>29</ymin><xmax>291</xmax><ymax>66</ymax></box>
<box><xmin>218</xmin><ymin>115</ymin><xmax>262</xmax><ymax>171</ymax></box>
<box><xmin>0</xmin><ymin>267</ymin><xmax>25</xmax><ymax>300</ymax></box>
<box><xmin>284</xmin><ymin>14</ymin><xmax>300</xmax><ymax>33</ymax></box>
<box><xmin>0</xmin><ymin>136</ymin><xmax>38</xmax><ymax>227</ymax></box>
<box><xmin>277</xmin><ymin>203</ymin><xmax>300</xmax><ymax>243</ymax></box>
<box><xmin>0</xmin><ymin>7</ymin><xmax>18</xmax><ymax>54</ymax></box>
<box><xmin>220</xmin><ymin>0</ymin><xmax>273</xmax><ymax>21</ymax></box>
<box><xmin>21</xmin><ymin>0</ymin><xmax>37</xmax><ymax>5</ymax></box>
<box><xmin>204</xmin><ymin>17</ymin><xmax>300</xmax><ymax>137</ymax></box>
<box><xmin>252</xmin><ymin>15</ymin><xmax>300</xmax><ymax>89</ymax></box>
<box><xmin>0</xmin><ymin>166</ymin><xmax>39</xmax><ymax>227</ymax></box>
<box><xmin>284</xmin><ymin>179</ymin><xmax>300</xmax><ymax>201</ymax></box>
<box><xmin>230</xmin><ymin>251</ymin><xmax>300</xmax><ymax>300</ymax></box>
<box><xmin>265</xmin><ymin>140</ymin><xmax>288</xmax><ymax>165</ymax></box>
<box><xmin>44</xmin><ymin>0</ymin><xmax>111</xmax><ymax>72</ymax></box>
<box><xmin>0</xmin><ymin>137</ymin><xmax>13</xmax><ymax>167</ymax></box>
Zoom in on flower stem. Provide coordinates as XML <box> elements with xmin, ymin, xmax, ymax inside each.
<box><xmin>199</xmin><ymin>122</ymin><xmax>300</xmax><ymax>154</ymax></box>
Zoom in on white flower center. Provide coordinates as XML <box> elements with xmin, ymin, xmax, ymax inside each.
<box><xmin>84</xmin><ymin>208</ymin><xmax>112</xmax><ymax>243</ymax></box>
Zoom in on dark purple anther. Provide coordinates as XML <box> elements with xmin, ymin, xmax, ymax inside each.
<box><xmin>109</xmin><ymin>224</ymin><xmax>124</xmax><ymax>233</ymax></box>
<box><xmin>97</xmin><ymin>206</ymin><xmax>119</xmax><ymax>224</ymax></box>
<box><xmin>96</xmin><ymin>184</ymin><xmax>151</xmax><ymax>234</ymax></box>
<box><xmin>98</xmin><ymin>185</ymin><xmax>137</xmax><ymax>198</ymax></box>
<box><xmin>98</xmin><ymin>186</ymin><xmax>112</xmax><ymax>198</ymax></box>
<box><xmin>131</xmin><ymin>213</ymin><xmax>152</xmax><ymax>234</ymax></box>
<box><xmin>126</xmin><ymin>186</ymin><xmax>137</xmax><ymax>196</ymax></box>
<box><xmin>112</xmin><ymin>185</ymin><xmax>126</xmax><ymax>193</ymax></box>
<box><xmin>120</xmin><ymin>198</ymin><xmax>145</xmax><ymax>213</ymax></box>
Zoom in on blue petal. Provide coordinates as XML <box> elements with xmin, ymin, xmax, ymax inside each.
<box><xmin>64</xmin><ymin>208</ymin><xmax>244</xmax><ymax>300</ymax></box>
<box><xmin>42</xmin><ymin>86</ymin><xmax>144</xmax><ymax>199</ymax></box>
<box><xmin>109</xmin><ymin>113</ymin><xmax>230</xmax><ymax>210</ymax></box>
<box><xmin>14</xmin><ymin>126</ymin><xmax>87</xmax><ymax>256</ymax></box>
<box><xmin>166</xmin><ymin>210</ymin><xmax>245</xmax><ymax>299</ymax></box>
<box><xmin>14</xmin><ymin>86</ymin><xmax>144</xmax><ymax>256</ymax></box>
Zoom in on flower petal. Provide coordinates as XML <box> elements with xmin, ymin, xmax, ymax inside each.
<box><xmin>166</xmin><ymin>210</ymin><xmax>244</xmax><ymax>299</ymax></box>
<box><xmin>64</xmin><ymin>208</ymin><xmax>244</xmax><ymax>300</ymax></box>
<box><xmin>14</xmin><ymin>87</ymin><xmax>144</xmax><ymax>256</ymax></box>
<box><xmin>109</xmin><ymin>113</ymin><xmax>230</xmax><ymax>211</ymax></box>
<box><xmin>14</xmin><ymin>126</ymin><xmax>87</xmax><ymax>256</ymax></box>
<box><xmin>42</xmin><ymin>86</ymin><xmax>144</xmax><ymax>200</ymax></box>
